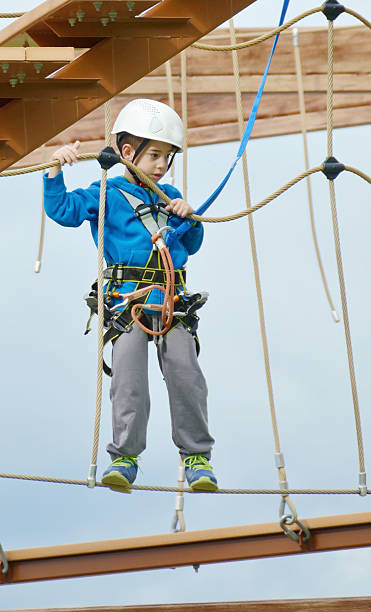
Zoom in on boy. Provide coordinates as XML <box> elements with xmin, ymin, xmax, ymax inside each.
<box><xmin>44</xmin><ymin>98</ymin><xmax>217</xmax><ymax>492</ymax></box>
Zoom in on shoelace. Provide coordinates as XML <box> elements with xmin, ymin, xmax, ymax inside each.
<box><xmin>184</xmin><ymin>455</ymin><xmax>213</xmax><ymax>471</ymax></box>
<box><xmin>112</xmin><ymin>456</ymin><xmax>139</xmax><ymax>467</ymax></box>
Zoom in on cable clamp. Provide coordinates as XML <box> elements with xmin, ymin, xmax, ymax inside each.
<box><xmin>275</xmin><ymin>453</ymin><xmax>285</xmax><ymax>469</ymax></box>
<box><xmin>0</xmin><ymin>543</ymin><xmax>8</xmax><ymax>575</ymax></box>
<box><xmin>175</xmin><ymin>496</ymin><xmax>184</xmax><ymax>511</ymax></box>
<box><xmin>359</xmin><ymin>471</ymin><xmax>367</xmax><ymax>497</ymax></box>
<box><xmin>322</xmin><ymin>0</ymin><xmax>345</xmax><ymax>21</ymax></box>
<box><xmin>279</xmin><ymin>480</ymin><xmax>288</xmax><ymax>492</ymax></box>
<box><xmin>322</xmin><ymin>156</ymin><xmax>345</xmax><ymax>181</ymax></box>
<box><xmin>97</xmin><ymin>146</ymin><xmax>120</xmax><ymax>170</ymax></box>
<box><xmin>87</xmin><ymin>464</ymin><xmax>97</xmax><ymax>488</ymax></box>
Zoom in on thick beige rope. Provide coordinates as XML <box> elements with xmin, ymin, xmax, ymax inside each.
<box><xmin>326</xmin><ymin>22</ymin><xmax>366</xmax><ymax>490</ymax></box>
<box><xmin>344</xmin><ymin>8</ymin><xmax>371</xmax><ymax>29</ymax></box>
<box><xmin>34</xmin><ymin>144</ymin><xmax>47</xmax><ymax>274</ymax></box>
<box><xmin>229</xmin><ymin>17</ymin><xmax>297</xmax><ymax>523</ymax></box>
<box><xmin>88</xmin><ymin>101</ymin><xmax>111</xmax><ymax>488</ymax></box>
<box><xmin>181</xmin><ymin>50</ymin><xmax>188</xmax><ymax>201</ymax></box>
<box><xmin>165</xmin><ymin>60</ymin><xmax>176</xmax><ymax>186</ymax></box>
<box><xmin>0</xmin><ymin>13</ymin><xmax>24</xmax><ymax>18</ymax></box>
<box><xmin>0</xmin><ymin>471</ymin><xmax>369</xmax><ymax>495</ymax></box>
<box><xmin>192</xmin><ymin>7</ymin><xmax>322</xmax><ymax>51</ymax></box>
<box><xmin>292</xmin><ymin>27</ymin><xmax>339</xmax><ymax>323</ymax></box>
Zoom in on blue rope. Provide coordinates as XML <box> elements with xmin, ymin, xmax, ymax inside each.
<box><xmin>167</xmin><ymin>0</ymin><xmax>290</xmax><ymax>247</ymax></box>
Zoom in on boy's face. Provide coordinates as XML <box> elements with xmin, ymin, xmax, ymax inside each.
<box><xmin>122</xmin><ymin>139</ymin><xmax>174</xmax><ymax>183</ymax></box>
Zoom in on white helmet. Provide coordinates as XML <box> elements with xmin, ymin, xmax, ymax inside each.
<box><xmin>111</xmin><ymin>98</ymin><xmax>183</xmax><ymax>151</ymax></box>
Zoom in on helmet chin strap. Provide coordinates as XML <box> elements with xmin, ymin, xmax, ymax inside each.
<box><xmin>128</xmin><ymin>138</ymin><xmax>179</xmax><ymax>186</ymax></box>
<box><xmin>128</xmin><ymin>138</ymin><xmax>150</xmax><ymax>186</ymax></box>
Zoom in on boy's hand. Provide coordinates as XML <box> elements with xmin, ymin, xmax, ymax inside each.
<box><xmin>166</xmin><ymin>198</ymin><xmax>194</xmax><ymax>218</ymax></box>
<box><xmin>49</xmin><ymin>141</ymin><xmax>80</xmax><ymax>177</ymax></box>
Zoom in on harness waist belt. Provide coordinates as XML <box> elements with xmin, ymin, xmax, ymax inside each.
<box><xmin>104</xmin><ymin>264</ymin><xmax>186</xmax><ymax>286</ymax></box>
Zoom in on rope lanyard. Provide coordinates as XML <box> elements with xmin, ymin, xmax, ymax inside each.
<box><xmin>166</xmin><ymin>0</ymin><xmax>290</xmax><ymax>247</ymax></box>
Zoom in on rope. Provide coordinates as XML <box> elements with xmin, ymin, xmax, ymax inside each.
<box><xmin>292</xmin><ymin>28</ymin><xmax>339</xmax><ymax>323</ymax></box>
<box><xmin>165</xmin><ymin>60</ymin><xmax>176</xmax><ymax>186</ymax></box>
<box><xmin>88</xmin><ymin>101</ymin><xmax>111</xmax><ymax>488</ymax></box>
<box><xmin>344</xmin><ymin>8</ymin><xmax>371</xmax><ymax>29</ymax></box>
<box><xmin>229</xmin><ymin>17</ymin><xmax>297</xmax><ymax>523</ymax></box>
<box><xmin>326</xmin><ymin>21</ymin><xmax>366</xmax><ymax>481</ymax></box>
<box><xmin>192</xmin><ymin>7</ymin><xmax>323</xmax><ymax>51</ymax></box>
<box><xmin>0</xmin><ymin>13</ymin><xmax>24</xmax><ymax>18</ymax></box>
<box><xmin>34</xmin><ymin>145</ymin><xmax>47</xmax><ymax>274</ymax></box>
<box><xmin>0</xmin><ymin>472</ymin><xmax>369</xmax><ymax>495</ymax></box>
<box><xmin>181</xmin><ymin>50</ymin><xmax>188</xmax><ymax>201</ymax></box>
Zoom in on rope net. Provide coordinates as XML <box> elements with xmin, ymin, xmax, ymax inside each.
<box><xmin>0</xmin><ymin>4</ymin><xmax>370</xmax><ymax>516</ymax></box>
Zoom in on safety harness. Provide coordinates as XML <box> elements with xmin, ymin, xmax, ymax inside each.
<box><xmin>85</xmin><ymin>187</ymin><xmax>207</xmax><ymax>375</ymax></box>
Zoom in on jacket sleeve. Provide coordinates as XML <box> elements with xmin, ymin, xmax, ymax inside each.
<box><xmin>43</xmin><ymin>171</ymin><xmax>100</xmax><ymax>227</ymax></box>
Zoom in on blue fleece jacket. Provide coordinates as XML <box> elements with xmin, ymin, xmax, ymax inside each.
<box><xmin>43</xmin><ymin>172</ymin><xmax>203</xmax><ymax>306</ymax></box>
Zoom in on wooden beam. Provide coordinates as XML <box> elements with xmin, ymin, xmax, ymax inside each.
<box><xmin>123</xmin><ymin>74</ymin><xmax>371</xmax><ymax>94</ymax></box>
<box><xmin>9</xmin><ymin>598</ymin><xmax>371</xmax><ymax>611</ymax></box>
<box><xmin>2</xmin><ymin>512</ymin><xmax>371</xmax><ymax>585</ymax></box>
<box><xmin>45</xmin><ymin>17</ymin><xmax>197</xmax><ymax>40</ymax></box>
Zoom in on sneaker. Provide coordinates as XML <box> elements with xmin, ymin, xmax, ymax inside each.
<box><xmin>101</xmin><ymin>456</ymin><xmax>138</xmax><ymax>492</ymax></box>
<box><xmin>184</xmin><ymin>455</ymin><xmax>218</xmax><ymax>492</ymax></box>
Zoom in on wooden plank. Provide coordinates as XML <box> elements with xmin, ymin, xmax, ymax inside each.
<box><xmin>45</xmin><ymin>17</ymin><xmax>196</xmax><ymax>39</ymax></box>
<box><xmin>3</xmin><ymin>511</ymin><xmax>371</xmax><ymax>584</ymax></box>
<box><xmin>123</xmin><ymin>74</ymin><xmax>371</xmax><ymax>94</ymax></box>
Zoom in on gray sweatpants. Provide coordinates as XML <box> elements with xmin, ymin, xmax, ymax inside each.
<box><xmin>106</xmin><ymin>320</ymin><xmax>215</xmax><ymax>461</ymax></box>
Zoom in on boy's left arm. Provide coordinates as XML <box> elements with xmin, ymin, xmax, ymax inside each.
<box><xmin>166</xmin><ymin>197</ymin><xmax>204</xmax><ymax>255</ymax></box>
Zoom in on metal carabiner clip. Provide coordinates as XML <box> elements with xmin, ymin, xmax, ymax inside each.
<box><xmin>280</xmin><ymin>514</ymin><xmax>311</xmax><ymax>544</ymax></box>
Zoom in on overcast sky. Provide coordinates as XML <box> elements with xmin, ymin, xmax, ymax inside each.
<box><xmin>1</xmin><ymin>0</ymin><xmax>371</xmax><ymax>609</ymax></box>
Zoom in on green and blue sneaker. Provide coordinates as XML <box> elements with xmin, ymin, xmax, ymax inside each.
<box><xmin>102</xmin><ymin>456</ymin><xmax>138</xmax><ymax>493</ymax></box>
<box><xmin>184</xmin><ymin>455</ymin><xmax>218</xmax><ymax>492</ymax></box>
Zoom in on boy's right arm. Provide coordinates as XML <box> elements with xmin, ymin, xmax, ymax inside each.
<box><xmin>44</xmin><ymin>141</ymin><xmax>100</xmax><ymax>227</ymax></box>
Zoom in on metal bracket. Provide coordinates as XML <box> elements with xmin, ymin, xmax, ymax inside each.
<box><xmin>322</xmin><ymin>0</ymin><xmax>345</xmax><ymax>21</ymax></box>
<box><xmin>0</xmin><ymin>543</ymin><xmax>8</xmax><ymax>574</ymax></box>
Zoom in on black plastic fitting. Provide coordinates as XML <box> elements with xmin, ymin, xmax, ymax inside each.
<box><xmin>322</xmin><ymin>0</ymin><xmax>345</xmax><ymax>21</ymax></box>
<box><xmin>322</xmin><ymin>156</ymin><xmax>345</xmax><ymax>180</ymax></box>
<box><xmin>97</xmin><ymin>146</ymin><xmax>120</xmax><ymax>170</ymax></box>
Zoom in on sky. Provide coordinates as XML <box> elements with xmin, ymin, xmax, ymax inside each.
<box><xmin>1</xmin><ymin>0</ymin><xmax>371</xmax><ymax>609</ymax></box>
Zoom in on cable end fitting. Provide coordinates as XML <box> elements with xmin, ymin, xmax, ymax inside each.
<box><xmin>331</xmin><ymin>309</ymin><xmax>340</xmax><ymax>323</ymax></box>
<box><xmin>98</xmin><ymin>146</ymin><xmax>120</xmax><ymax>170</ymax></box>
<box><xmin>359</xmin><ymin>472</ymin><xmax>367</xmax><ymax>497</ymax></box>
<box><xmin>87</xmin><ymin>464</ymin><xmax>97</xmax><ymax>488</ymax></box>
<box><xmin>34</xmin><ymin>260</ymin><xmax>41</xmax><ymax>273</ymax></box>
<box><xmin>322</xmin><ymin>0</ymin><xmax>345</xmax><ymax>21</ymax></box>
<box><xmin>275</xmin><ymin>453</ymin><xmax>285</xmax><ymax>469</ymax></box>
<box><xmin>322</xmin><ymin>156</ymin><xmax>345</xmax><ymax>181</ymax></box>
<box><xmin>292</xmin><ymin>28</ymin><xmax>298</xmax><ymax>47</ymax></box>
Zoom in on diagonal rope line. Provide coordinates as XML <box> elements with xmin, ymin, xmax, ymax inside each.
<box><xmin>229</xmin><ymin>17</ymin><xmax>297</xmax><ymax>523</ymax></box>
<box><xmin>192</xmin><ymin>7</ymin><xmax>322</xmax><ymax>51</ymax></box>
<box><xmin>326</xmin><ymin>21</ymin><xmax>366</xmax><ymax>486</ymax></box>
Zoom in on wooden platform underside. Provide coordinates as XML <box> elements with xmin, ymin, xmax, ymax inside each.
<box><xmin>12</xmin><ymin>24</ymin><xmax>371</xmax><ymax>168</ymax></box>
